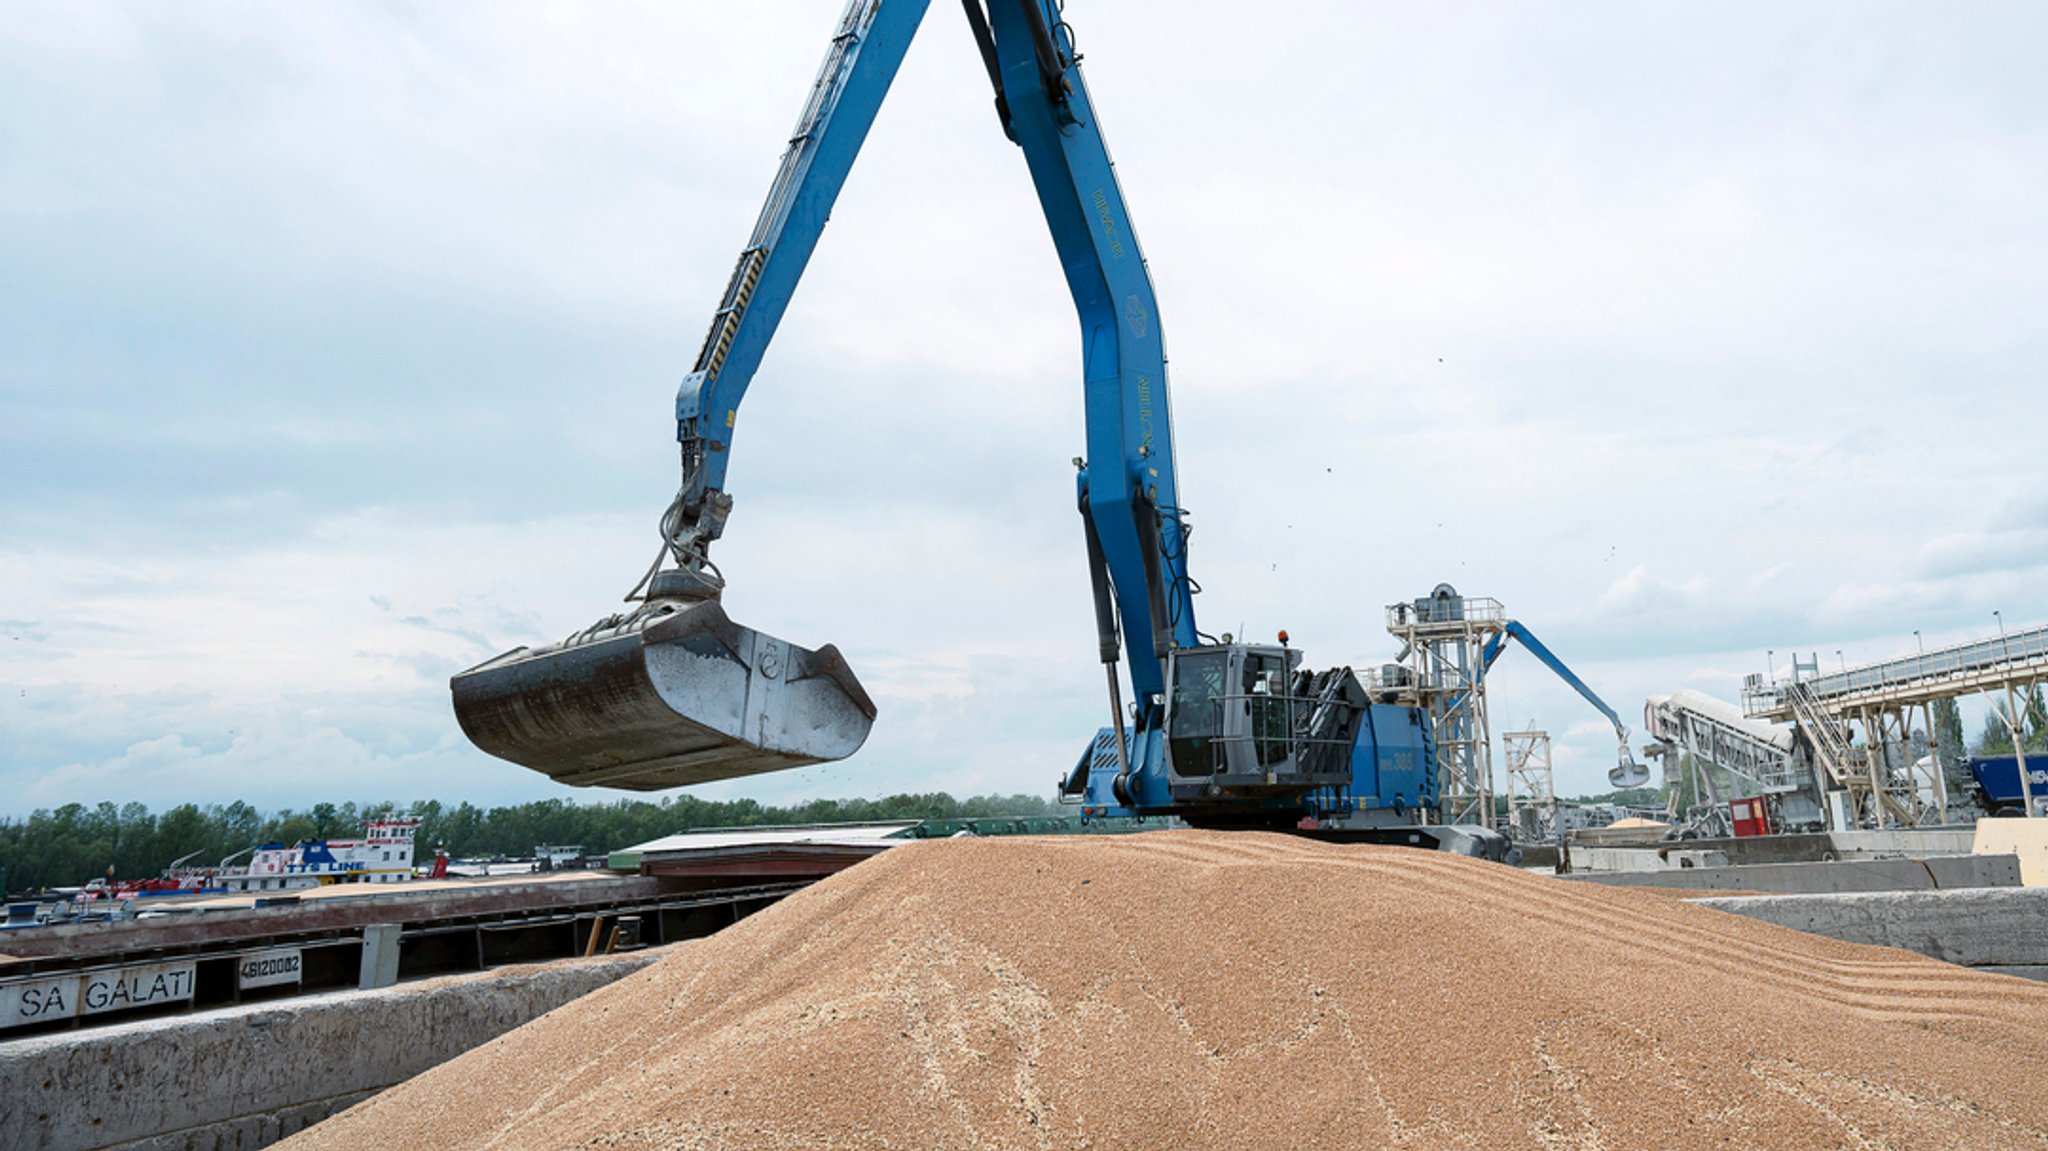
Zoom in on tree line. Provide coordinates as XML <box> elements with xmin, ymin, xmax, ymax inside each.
<box><xmin>0</xmin><ymin>792</ymin><xmax>1061</xmax><ymax>894</ymax></box>
<box><xmin>11</xmin><ymin>693</ymin><xmax>2044</xmax><ymax>893</ymax></box>
<box><xmin>1966</xmin><ymin>686</ymin><xmax>2048</xmax><ymax>757</ymax></box>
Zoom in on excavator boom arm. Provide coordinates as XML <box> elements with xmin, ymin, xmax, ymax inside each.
<box><xmin>454</xmin><ymin>0</ymin><xmax>1197</xmax><ymax>792</ymax></box>
<box><xmin>679</xmin><ymin>0</ymin><xmax>1194</xmax><ymax>699</ymax></box>
<box><xmin>1478</xmin><ymin>622</ymin><xmax>1645</xmax><ymax>787</ymax></box>
<box><xmin>670</xmin><ymin>0</ymin><xmax>930</xmax><ymax>555</ymax></box>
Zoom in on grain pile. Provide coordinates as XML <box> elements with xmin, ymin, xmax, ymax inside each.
<box><xmin>284</xmin><ymin>831</ymin><xmax>2048</xmax><ymax>1150</ymax></box>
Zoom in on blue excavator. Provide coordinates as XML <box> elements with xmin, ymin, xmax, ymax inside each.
<box><xmin>451</xmin><ymin>0</ymin><xmax>1513</xmax><ymax>855</ymax></box>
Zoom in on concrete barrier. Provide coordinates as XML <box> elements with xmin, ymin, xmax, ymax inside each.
<box><xmin>1975</xmin><ymin>818</ymin><xmax>2048</xmax><ymax>886</ymax></box>
<box><xmin>1562</xmin><ymin>827</ymin><xmax>1984</xmax><ymax>873</ymax></box>
<box><xmin>1693</xmin><ymin>886</ymin><xmax>2048</xmax><ymax>975</ymax></box>
<box><xmin>0</xmin><ymin>952</ymin><xmax>662</xmax><ymax>1151</ymax></box>
<box><xmin>1563</xmin><ymin>853</ymin><xmax>2022</xmax><ymax>893</ymax></box>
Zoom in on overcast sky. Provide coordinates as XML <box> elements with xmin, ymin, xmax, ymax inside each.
<box><xmin>3</xmin><ymin>1</ymin><xmax>2044</xmax><ymax>819</ymax></box>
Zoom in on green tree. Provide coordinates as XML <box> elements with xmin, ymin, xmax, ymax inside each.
<box><xmin>1932</xmin><ymin>698</ymin><xmax>1966</xmax><ymax>761</ymax></box>
<box><xmin>269</xmin><ymin>816</ymin><xmax>319</xmax><ymax>846</ymax></box>
<box><xmin>152</xmin><ymin>803</ymin><xmax>215</xmax><ymax>868</ymax></box>
<box><xmin>1973</xmin><ymin>687</ymin><xmax>2048</xmax><ymax>757</ymax></box>
<box><xmin>1664</xmin><ymin>751</ymin><xmax>1704</xmax><ymax>812</ymax></box>
<box><xmin>2</xmin><ymin>791</ymin><xmax>1077</xmax><ymax>891</ymax></box>
<box><xmin>218</xmin><ymin>801</ymin><xmax>263</xmax><ymax>847</ymax></box>
<box><xmin>2026</xmin><ymin>685</ymin><xmax>2048</xmax><ymax>753</ymax></box>
<box><xmin>1932</xmin><ymin>698</ymin><xmax>1972</xmax><ymax>799</ymax></box>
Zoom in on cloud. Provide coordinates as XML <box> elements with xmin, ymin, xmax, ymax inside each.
<box><xmin>1746</xmin><ymin>562</ymin><xmax>1794</xmax><ymax>590</ymax></box>
<box><xmin>17</xmin><ymin>720</ymin><xmax>474</xmax><ymax>815</ymax></box>
<box><xmin>1597</xmin><ymin>567</ymin><xmax>1712</xmax><ymax>614</ymax></box>
<box><xmin>1991</xmin><ymin>489</ymin><xmax>2048</xmax><ymax>533</ymax></box>
<box><xmin>1803</xmin><ymin>491</ymin><xmax>2048</xmax><ymax>636</ymax></box>
<box><xmin>4</xmin><ymin>1</ymin><xmax>2047</xmax><ymax>817</ymax></box>
<box><xmin>1913</xmin><ymin>529</ymin><xmax>2048</xmax><ymax>580</ymax></box>
<box><xmin>1913</xmin><ymin>488</ymin><xmax>2048</xmax><ymax>581</ymax></box>
<box><xmin>0</xmin><ymin>620</ymin><xmax>48</xmax><ymax>644</ymax></box>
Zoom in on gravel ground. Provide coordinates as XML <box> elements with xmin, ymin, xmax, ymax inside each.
<box><xmin>281</xmin><ymin>831</ymin><xmax>2048</xmax><ymax>1150</ymax></box>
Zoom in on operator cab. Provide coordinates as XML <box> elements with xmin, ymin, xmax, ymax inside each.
<box><xmin>1163</xmin><ymin>642</ymin><xmax>1358</xmax><ymax>802</ymax></box>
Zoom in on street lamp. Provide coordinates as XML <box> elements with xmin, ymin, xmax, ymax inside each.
<box><xmin>1914</xmin><ymin>630</ymin><xmax>1924</xmax><ymax>654</ymax></box>
<box><xmin>1836</xmin><ymin>650</ymin><xmax>1847</xmax><ymax>674</ymax></box>
<box><xmin>1766</xmin><ymin>649</ymin><xmax>1776</xmax><ymax>681</ymax></box>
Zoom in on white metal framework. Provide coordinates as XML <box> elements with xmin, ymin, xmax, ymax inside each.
<box><xmin>1743</xmin><ymin>623</ymin><xmax>2048</xmax><ymax>826</ymax></box>
<box><xmin>1384</xmin><ymin>587</ymin><xmax>1506</xmax><ymax>827</ymax></box>
<box><xmin>1642</xmin><ymin>690</ymin><xmax>1825</xmax><ymax>831</ymax></box>
<box><xmin>1502</xmin><ymin>730</ymin><xmax>1556</xmax><ymax>843</ymax></box>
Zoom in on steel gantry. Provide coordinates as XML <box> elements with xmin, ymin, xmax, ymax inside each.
<box><xmin>1642</xmin><ymin>690</ymin><xmax>1825</xmax><ymax>832</ymax></box>
<box><xmin>1502</xmin><ymin>729</ymin><xmax>1558</xmax><ymax>844</ymax></box>
<box><xmin>1743</xmin><ymin>622</ymin><xmax>2048</xmax><ymax>826</ymax></box>
<box><xmin>1383</xmin><ymin>587</ymin><xmax>1506</xmax><ymax>827</ymax></box>
<box><xmin>1382</xmin><ymin>585</ymin><xmax>1636</xmax><ymax>830</ymax></box>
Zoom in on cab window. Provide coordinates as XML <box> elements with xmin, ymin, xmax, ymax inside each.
<box><xmin>1168</xmin><ymin>652</ymin><xmax>1229</xmax><ymax>775</ymax></box>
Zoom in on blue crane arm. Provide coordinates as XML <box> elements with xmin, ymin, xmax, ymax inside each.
<box><xmin>976</xmin><ymin>0</ymin><xmax>1198</xmax><ymax>704</ymax></box>
<box><xmin>1496</xmin><ymin>622</ymin><xmax>1628</xmax><ymax>742</ymax></box>
<box><xmin>663</xmin><ymin>0</ymin><xmax>1195</xmax><ymax>707</ymax></box>
<box><xmin>455</xmin><ymin>1</ymin><xmax>1207</xmax><ymax>800</ymax></box>
<box><xmin>667</xmin><ymin>0</ymin><xmax>932</xmax><ymax>566</ymax></box>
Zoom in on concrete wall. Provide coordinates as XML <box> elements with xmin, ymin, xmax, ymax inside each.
<box><xmin>0</xmin><ymin>952</ymin><xmax>660</xmax><ymax>1151</ymax></box>
<box><xmin>1563</xmin><ymin>853</ymin><xmax>2022</xmax><ymax>893</ymax></box>
<box><xmin>1694</xmin><ymin>886</ymin><xmax>2048</xmax><ymax>977</ymax></box>
<box><xmin>1563</xmin><ymin>828</ymin><xmax>1984</xmax><ymax>873</ymax></box>
<box><xmin>1829</xmin><ymin>828</ymin><xmax>1980</xmax><ymax>858</ymax></box>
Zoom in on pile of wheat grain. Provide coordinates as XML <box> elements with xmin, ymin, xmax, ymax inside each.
<box><xmin>283</xmin><ymin>831</ymin><xmax>2048</xmax><ymax>1150</ymax></box>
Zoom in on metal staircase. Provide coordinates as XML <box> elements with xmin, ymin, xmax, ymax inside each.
<box><xmin>1785</xmin><ymin>682</ymin><xmax>1921</xmax><ymax>826</ymax></box>
<box><xmin>1784</xmin><ymin>683</ymin><xmax>1855</xmax><ymax>789</ymax></box>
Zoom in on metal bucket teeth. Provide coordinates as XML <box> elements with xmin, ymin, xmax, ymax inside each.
<box><xmin>450</xmin><ymin>600</ymin><xmax>875</xmax><ymax>791</ymax></box>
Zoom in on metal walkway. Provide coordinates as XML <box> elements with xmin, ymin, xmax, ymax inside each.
<box><xmin>1739</xmin><ymin>621</ymin><xmax>2048</xmax><ymax>827</ymax></box>
<box><xmin>1744</xmin><ymin>624</ymin><xmax>2048</xmax><ymax>720</ymax></box>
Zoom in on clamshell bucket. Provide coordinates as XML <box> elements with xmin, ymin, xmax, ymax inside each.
<box><xmin>1608</xmin><ymin>753</ymin><xmax>1650</xmax><ymax>790</ymax></box>
<box><xmin>451</xmin><ymin>599</ymin><xmax>875</xmax><ymax>791</ymax></box>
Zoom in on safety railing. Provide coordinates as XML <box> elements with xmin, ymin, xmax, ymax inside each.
<box><xmin>1384</xmin><ymin>596</ymin><xmax>1507</xmax><ymax>630</ymax></box>
<box><xmin>1174</xmin><ymin>690</ymin><xmax>1358</xmax><ymax>779</ymax></box>
<box><xmin>1745</xmin><ymin>624</ymin><xmax>2048</xmax><ymax>712</ymax></box>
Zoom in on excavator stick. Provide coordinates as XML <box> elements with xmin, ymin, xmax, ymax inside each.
<box><xmin>451</xmin><ymin>599</ymin><xmax>876</xmax><ymax>791</ymax></box>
